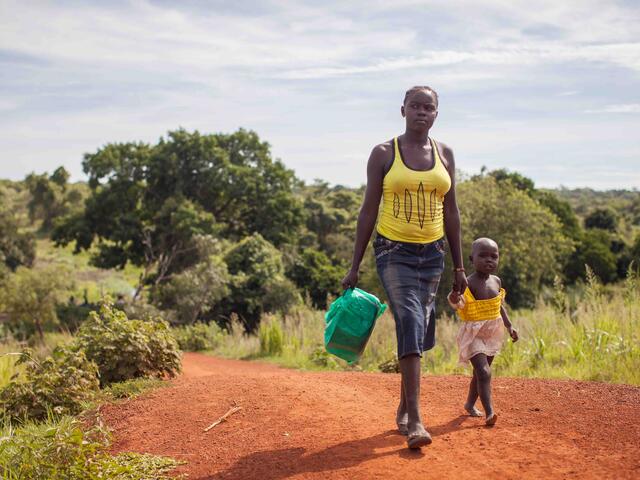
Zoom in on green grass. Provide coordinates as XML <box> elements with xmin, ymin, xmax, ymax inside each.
<box><xmin>0</xmin><ymin>332</ymin><xmax>74</xmax><ymax>390</ymax></box>
<box><xmin>0</xmin><ymin>414</ymin><xmax>183</xmax><ymax>480</ymax></box>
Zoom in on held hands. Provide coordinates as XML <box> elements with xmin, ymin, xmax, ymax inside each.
<box><xmin>341</xmin><ymin>269</ymin><xmax>359</xmax><ymax>290</ymax></box>
<box><xmin>452</xmin><ymin>270</ymin><xmax>468</xmax><ymax>296</ymax></box>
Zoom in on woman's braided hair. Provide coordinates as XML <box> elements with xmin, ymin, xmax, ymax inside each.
<box><xmin>403</xmin><ymin>86</ymin><xmax>439</xmax><ymax>106</ymax></box>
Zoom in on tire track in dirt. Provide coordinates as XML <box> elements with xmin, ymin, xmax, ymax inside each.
<box><xmin>102</xmin><ymin>353</ymin><xmax>640</xmax><ymax>479</ymax></box>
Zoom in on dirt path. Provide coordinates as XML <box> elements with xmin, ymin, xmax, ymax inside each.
<box><xmin>102</xmin><ymin>353</ymin><xmax>640</xmax><ymax>479</ymax></box>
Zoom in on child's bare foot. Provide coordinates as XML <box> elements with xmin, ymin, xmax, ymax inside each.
<box><xmin>485</xmin><ymin>413</ymin><xmax>498</xmax><ymax>426</ymax></box>
<box><xmin>464</xmin><ymin>403</ymin><xmax>482</xmax><ymax>417</ymax></box>
<box><xmin>407</xmin><ymin>421</ymin><xmax>432</xmax><ymax>449</ymax></box>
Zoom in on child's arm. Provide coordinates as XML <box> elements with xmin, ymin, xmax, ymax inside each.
<box><xmin>500</xmin><ymin>304</ymin><xmax>518</xmax><ymax>342</ymax></box>
<box><xmin>496</xmin><ymin>276</ymin><xmax>518</xmax><ymax>342</ymax></box>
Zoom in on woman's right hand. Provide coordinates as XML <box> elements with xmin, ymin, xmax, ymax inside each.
<box><xmin>341</xmin><ymin>269</ymin><xmax>359</xmax><ymax>290</ymax></box>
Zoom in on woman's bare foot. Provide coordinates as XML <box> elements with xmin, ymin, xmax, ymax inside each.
<box><xmin>464</xmin><ymin>403</ymin><xmax>483</xmax><ymax>417</ymax></box>
<box><xmin>407</xmin><ymin>421</ymin><xmax>432</xmax><ymax>449</ymax></box>
<box><xmin>485</xmin><ymin>413</ymin><xmax>498</xmax><ymax>426</ymax></box>
<box><xmin>396</xmin><ymin>410</ymin><xmax>409</xmax><ymax>435</ymax></box>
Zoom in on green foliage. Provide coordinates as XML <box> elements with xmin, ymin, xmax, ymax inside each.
<box><xmin>585</xmin><ymin>207</ymin><xmax>618</xmax><ymax>231</ymax></box>
<box><xmin>156</xmin><ymin>237</ymin><xmax>230</xmax><ymax>324</ymax></box>
<box><xmin>53</xmin><ymin>129</ymin><xmax>303</xmax><ymax>299</ymax></box>
<box><xmin>55</xmin><ymin>302</ymin><xmax>96</xmax><ymax>333</ymax></box>
<box><xmin>0</xmin><ymin>265</ymin><xmax>74</xmax><ymax>341</ymax></box>
<box><xmin>0</xmin><ymin>196</ymin><xmax>35</xmax><ymax>271</ymax></box>
<box><xmin>224</xmin><ymin>233</ymin><xmax>300</xmax><ymax>330</ymax></box>
<box><xmin>102</xmin><ymin>378</ymin><xmax>167</xmax><ymax>400</ymax></box>
<box><xmin>451</xmin><ymin>176</ymin><xmax>573</xmax><ymax>308</ymax></box>
<box><xmin>565</xmin><ymin>229</ymin><xmax>618</xmax><ymax>283</ymax></box>
<box><xmin>288</xmin><ymin>249</ymin><xmax>343</xmax><ymax>309</ymax></box>
<box><xmin>72</xmin><ymin>300</ymin><xmax>181</xmax><ymax>386</ymax></box>
<box><xmin>0</xmin><ymin>415</ymin><xmax>182</xmax><ymax>480</ymax></box>
<box><xmin>258</xmin><ymin>317</ymin><xmax>285</xmax><ymax>356</ymax></box>
<box><xmin>172</xmin><ymin>322</ymin><xmax>224</xmax><ymax>351</ymax></box>
<box><xmin>535</xmin><ymin>190</ymin><xmax>582</xmax><ymax>240</ymax></box>
<box><xmin>488</xmin><ymin>168</ymin><xmax>535</xmax><ymax>194</ymax></box>
<box><xmin>0</xmin><ymin>347</ymin><xmax>99</xmax><ymax>421</ymax></box>
<box><xmin>25</xmin><ymin>167</ymin><xmax>86</xmax><ymax>232</ymax></box>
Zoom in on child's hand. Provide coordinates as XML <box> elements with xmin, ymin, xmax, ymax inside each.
<box><xmin>447</xmin><ymin>291</ymin><xmax>465</xmax><ymax>310</ymax></box>
<box><xmin>508</xmin><ymin>326</ymin><xmax>519</xmax><ymax>342</ymax></box>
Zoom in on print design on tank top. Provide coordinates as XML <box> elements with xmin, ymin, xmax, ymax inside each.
<box><xmin>392</xmin><ymin>182</ymin><xmax>440</xmax><ymax>228</ymax></box>
<box><xmin>404</xmin><ymin>189</ymin><xmax>412</xmax><ymax>222</ymax></box>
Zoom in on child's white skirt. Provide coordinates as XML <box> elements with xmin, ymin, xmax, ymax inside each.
<box><xmin>456</xmin><ymin>317</ymin><xmax>504</xmax><ymax>365</ymax></box>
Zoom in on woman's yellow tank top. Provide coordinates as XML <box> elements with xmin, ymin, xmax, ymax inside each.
<box><xmin>377</xmin><ymin>137</ymin><xmax>451</xmax><ymax>243</ymax></box>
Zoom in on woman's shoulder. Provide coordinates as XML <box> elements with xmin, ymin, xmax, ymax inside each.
<box><xmin>432</xmin><ymin>138</ymin><xmax>455</xmax><ymax>170</ymax></box>
<box><xmin>371</xmin><ymin>139</ymin><xmax>394</xmax><ymax>155</ymax></box>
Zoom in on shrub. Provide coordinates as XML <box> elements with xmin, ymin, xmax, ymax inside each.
<box><xmin>172</xmin><ymin>322</ymin><xmax>224</xmax><ymax>351</ymax></box>
<box><xmin>223</xmin><ymin>233</ymin><xmax>300</xmax><ymax>330</ymax></box>
<box><xmin>258</xmin><ymin>317</ymin><xmax>284</xmax><ymax>356</ymax></box>
<box><xmin>0</xmin><ymin>347</ymin><xmax>99</xmax><ymax>421</ymax></box>
<box><xmin>73</xmin><ymin>299</ymin><xmax>181</xmax><ymax>386</ymax></box>
<box><xmin>0</xmin><ymin>265</ymin><xmax>73</xmax><ymax>341</ymax></box>
<box><xmin>0</xmin><ymin>415</ymin><xmax>182</xmax><ymax>480</ymax></box>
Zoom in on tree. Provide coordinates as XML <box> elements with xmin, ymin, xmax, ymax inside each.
<box><xmin>488</xmin><ymin>168</ymin><xmax>536</xmax><ymax>194</ymax></box>
<box><xmin>0</xmin><ymin>266</ymin><xmax>73</xmax><ymax>341</ymax></box>
<box><xmin>535</xmin><ymin>191</ymin><xmax>582</xmax><ymax>240</ymax></box>
<box><xmin>585</xmin><ymin>208</ymin><xmax>618</xmax><ymax>232</ymax></box>
<box><xmin>223</xmin><ymin>233</ymin><xmax>299</xmax><ymax>330</ymax></box>
<box><xmin>25</xmin><ymin>166</ymin><xmax>85</xmax><ymax>231</ymax></box>
<box><xmin>156</xmin><ymin>237</ymin><xmax>230</xmax><ymax>324</ymax></box>
<box><xmin>288</xmin><ymin>249</ymin><xmax>343</xmax><ymax>309</ymax></box>
<box><xmin>0</xmin><ymin>197</ymin><xmax>35</xmax><ymax>271</ymax></box>
<box><xmin>565</xmin><ymin>229</ymin><xmax>618</xmax><ymax>283</ymax></box>
<box><xmin>53</xmin><ymin>129</ymin><xmax>303</xmax><ymax>297</ymax></box>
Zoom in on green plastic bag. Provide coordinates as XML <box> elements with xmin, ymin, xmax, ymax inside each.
<box><xmin>324</xmin><ymin>288</ymin><xmax>387</xmax><ymax>364</ymax></box>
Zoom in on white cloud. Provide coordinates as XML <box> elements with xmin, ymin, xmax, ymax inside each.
<box><xmin>584</xmin><ymin>104</ymin><xmax>640</xmax><ymax>114</ymax></box>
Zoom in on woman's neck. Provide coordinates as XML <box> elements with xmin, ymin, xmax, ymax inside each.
<box><xmin>403</xmin><ymin>128</ymin><xmax>430</xmax><ymax>145</ymax></box>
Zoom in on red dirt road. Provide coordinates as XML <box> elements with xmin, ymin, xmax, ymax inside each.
<box><xmin>102</xmin><ymin>353</ymin><xmax>640</xmax><ymax>479</ymax></box>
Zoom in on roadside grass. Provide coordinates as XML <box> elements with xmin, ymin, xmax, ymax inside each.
<box><xmin>205</xmin><ymin>279</ymin><xmax>640</xmax><ymax>385</ymax></box>
<box><xmin>0</xmin><ymin>413</ymin><xmax>183</xmax><ymax>480</ymax></box>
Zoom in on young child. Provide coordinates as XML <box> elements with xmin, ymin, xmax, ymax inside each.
<box><xmin>448</xmin><ymin>237</ymin><xmax>518</xmax><ymax>426</ymax></box>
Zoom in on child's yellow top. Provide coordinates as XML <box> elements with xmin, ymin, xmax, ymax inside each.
<box><xmin>458</xmin><ymin>287</ymin><xmax>506</xmax><ymax>322</ymax></box>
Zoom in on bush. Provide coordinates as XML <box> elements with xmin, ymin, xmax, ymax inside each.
<box><xmin>258</xmin><ymin>317</ymin><xmax>284</xmax><ymax>356</ymax></box>
<box><xmin>73</xmin><ymin>299</ymin><xmax>181</xmax><ymax>386</ymax></box>
<box><xmin>55</xmin><ymin>302</ymin><xmax>96</xmax><ymax>333</ymax></box>
<box><xmin>0</xmin><ymin>347</ymin><xmax>99</xmax><ymax>421</ymax></box>
<box><xmin>172</xmin><ymin>322</ymin><xmax>224</xmax><ymax>351</ymax></box>
<box><xmin>0</xmin><ymin>415</ymin><xmax>181</xmax><ymax>480</ymax></box>
<box><xmin>223</xmin><ymin>233</ymin><xmax>300</xmax><ymax>330</ymax></box>
<box><xmin>0</xmin><ymin>265</ymin><xmax>73</xmax><ymax>341</ymax></box>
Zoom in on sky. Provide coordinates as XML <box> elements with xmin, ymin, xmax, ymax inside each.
<box><xmin>0</xmin><ymin>0</ymin><xmax>639</xmax><ymax>189</ymax></box>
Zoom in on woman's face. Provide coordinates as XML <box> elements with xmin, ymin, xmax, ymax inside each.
<box><xmin>402</xmin><ymin>89</ymin><xmax>438</xmax><ymax>131</ymax></box>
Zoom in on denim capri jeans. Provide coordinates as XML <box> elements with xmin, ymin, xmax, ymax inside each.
<box><xmin>373</xmin><ymin>233</ymin><xmax>446</xmax><ymax>359</ymax></box>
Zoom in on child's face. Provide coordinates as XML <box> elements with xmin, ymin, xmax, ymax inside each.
<box><xmin>471</xmin><ymin>242</ymin><xmax>500</xmax><ymax>275</ymax></box>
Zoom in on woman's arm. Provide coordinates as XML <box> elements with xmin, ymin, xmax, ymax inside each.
<box><xmin>440</xmin><ymin>143</ymin><xmax>468</xmax><ymax>295</ymax></box>
<box><xmin>341</xmin><ymin>144</ymin><xmax>388</xmax><ymax>289</ymax></box>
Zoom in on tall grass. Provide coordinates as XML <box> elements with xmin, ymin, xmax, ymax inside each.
<box><xmin>207</xmin><ymin>276</ymin><xmax>640</xmax><ymax>385</ymax></box>
<box><xmin>0</xmin><ymin>331</ymin><xmax>74</xmax><ymax>389</ymax></box>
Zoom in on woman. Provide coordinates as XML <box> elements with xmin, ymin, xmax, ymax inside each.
<box><xmin>341</xmin><ymin>86</ymin><xmax>466</xmax><ymax>449</ymax></box>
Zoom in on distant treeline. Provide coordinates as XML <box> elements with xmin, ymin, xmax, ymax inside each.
<box><xmin>1</xmin><ymin>128</ymin><xmax>639</xmax><ymax>333</ymax></box>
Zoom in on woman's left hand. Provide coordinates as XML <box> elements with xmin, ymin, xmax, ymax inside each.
<box><xmin>453</xmin><ymin>270</ymin><xmax>468</xmax><ymax>295</ymax></box>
